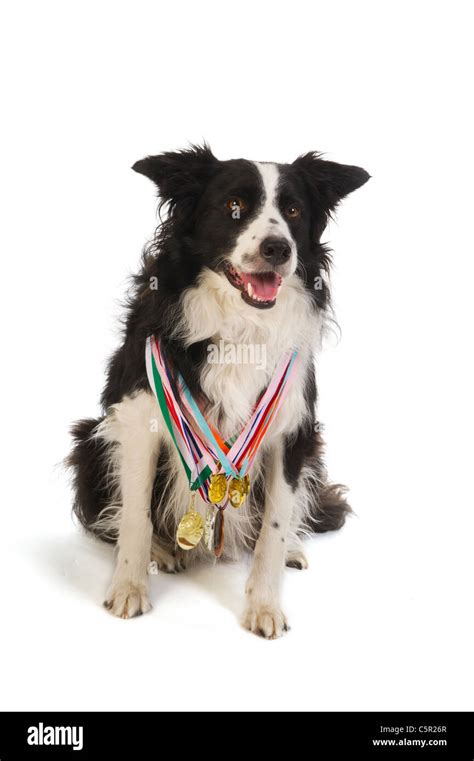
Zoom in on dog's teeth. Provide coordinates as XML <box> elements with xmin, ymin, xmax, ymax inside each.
<box><xmin>247</xmin><ymin>283</ymin><xmax>254</xmax><ymax>298</ymax></box>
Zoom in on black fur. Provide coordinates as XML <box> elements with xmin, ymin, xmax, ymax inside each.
<box><xmin>69</xmin><ymin>144</ymin><xmax>368</xmax><ymax>542</ymax></box>
<box><xmin>68</xmin><ymin>417</ymin><xmax>116</xmax><ymax>543</ymax></box>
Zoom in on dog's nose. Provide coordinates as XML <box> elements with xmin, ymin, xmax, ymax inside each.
<box><xmin>260</xmin><ymin>236</ymin><xmax>291</xmax><ymax>265</ymax></box>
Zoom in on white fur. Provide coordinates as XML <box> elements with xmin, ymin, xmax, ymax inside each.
<box><xmin>98</xmin><ymin>262</ymin><xmax>324</xmax><ymax>634</ymax></box>
<box><xmin>243</xmin><ymin>438</ymin><xmax>294</xmax><ymax>638</ymax></box>
<box><xmin>101</xmin><ymin>391</ymin><xmax>160</xmax><ymax>617</ymax></box>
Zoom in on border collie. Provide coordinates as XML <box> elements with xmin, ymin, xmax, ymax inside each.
<box><xmin>68</xmin><ymin>145</ymin><xmax>369</xmax><ymax>638</ymax></box>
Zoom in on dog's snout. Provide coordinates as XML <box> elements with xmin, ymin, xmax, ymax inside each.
<box><xmin>260</xmin><ymin>236</ymin><xmax>291</xmax><ymax>265</ymax></box>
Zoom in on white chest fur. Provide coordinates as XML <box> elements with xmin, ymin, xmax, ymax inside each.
<box><xmin>178</xmin><ymin>268</ymin><xmax>321</xmax><ymax>442</ymax></box>
<box><xmin>97</xmin><ymin>270</ymin><xmax>324</xmax><ymax>562</ymax></box>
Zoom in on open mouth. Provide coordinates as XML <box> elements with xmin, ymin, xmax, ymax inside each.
<box><xmin>224</xmin><ymin>264</ymin><xmax>282</xmax><ymax>309</ymax></box>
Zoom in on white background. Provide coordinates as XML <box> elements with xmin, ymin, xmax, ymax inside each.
<box><xmin>1</xmin><ymin>0</ymin><xmax>473</xmax><ymax>712</ymax></box>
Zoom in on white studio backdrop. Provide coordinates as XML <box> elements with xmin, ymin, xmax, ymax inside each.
<box><xmin>0</xmin><ymin>0</ymin><xmax>473</xmax><ymax>711</ymax></box>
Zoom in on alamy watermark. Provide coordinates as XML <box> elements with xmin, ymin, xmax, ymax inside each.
<box><xmin>27</xmin><ymin>723</ymin><xmax>83</xmax><ymax>751</ymax></box>
<box><xmin>207</xmin><ymin>339</ymin><xmax>267</xmax><ymax>371</ymax></box>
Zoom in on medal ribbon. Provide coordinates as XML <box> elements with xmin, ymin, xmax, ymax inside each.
<box><xmin>146</xmin><ymin>336</ymin><xmax>299</xmax><ymax>503</ymax></box>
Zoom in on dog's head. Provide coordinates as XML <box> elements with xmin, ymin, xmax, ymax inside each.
<box><xmin>133</xmin><ymin>145</ymin><xmax>369</xmax><ymax>310</ymax></box>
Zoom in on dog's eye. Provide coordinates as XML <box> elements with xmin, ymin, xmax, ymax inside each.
<box><xmin>226</xmin><ymin>197</ymin><xmax>247</xmax><ymax>212</ymax></box>
<box><xmin>286</xmin><ymin>205</ymin><xmax>301</xmax><ymax>219</ymax></box>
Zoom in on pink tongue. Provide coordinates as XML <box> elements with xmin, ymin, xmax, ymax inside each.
<box><xmin>241</xmin><ymin>272</ymin><xmax>280</xmax><ymax>301</ymax></box>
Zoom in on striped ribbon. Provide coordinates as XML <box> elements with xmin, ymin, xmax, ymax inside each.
<box><xmin>145</xmin><ymin>335</ymin><xmax>298</xmax><ymax>503</ymax></box>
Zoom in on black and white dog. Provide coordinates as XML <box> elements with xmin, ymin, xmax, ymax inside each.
<box><xmin>69</xmin><ymin>145</ymin><xmax>369</xmax><ymax>638</ymax></box>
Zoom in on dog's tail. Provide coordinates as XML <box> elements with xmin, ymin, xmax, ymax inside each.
<box><xmin>67</xmin><ymin>417</ymin><xmax>119</xmax><ymax>544</ymax></box>
<box><xmin>307</xmin><ymin>482</ymin><xmax>352</xmax><ymax>533</ymax></box>
<box><xmin>302</xmin><ymin>430</ymin><xmax>352</xmax><ymax>533</ymax></box>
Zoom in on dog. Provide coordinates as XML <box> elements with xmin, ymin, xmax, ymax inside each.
<box><xmin>68</xmin><ymin>144</ymin><xmax>369</xmax><ymax>638</ymax></box>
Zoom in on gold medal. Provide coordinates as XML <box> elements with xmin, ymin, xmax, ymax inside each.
<box><xmin>214</xmin><ymin>509</ymin><xmax>225</xmax><ymax>558</ymax></box>
<box><xmin>176</xmin><ymin>494</ymin><xmax>204</xmax><ymax>550</ymax></box>
<box><xmin>208</xmin><ymin>472</ymin><xmax>227</xmax><ymax>504</ymax></box>
<box><xmin>228</xmin><ymin>474</ymin><xmax>251</xmax><ymax>509</ymax></box>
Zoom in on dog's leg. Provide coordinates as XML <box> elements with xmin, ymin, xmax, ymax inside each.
<box><xmin>242</xmin><ymin>439</ymin><xmax>293</xmax><ymax>639</ymax></box>
<box><xmin>104</xmin><ymin>392</ymin><xmax>160</xmax><ymax>618</ymax></box>
<box><xmin>285</xmin><ymin>489</ymin><xmax>309</xmax><ymax>570</ymax></box>
<box><xmin>150</xmin><ymin>537</ymin><xmax>188</xmax><ymax>574</ymax></box>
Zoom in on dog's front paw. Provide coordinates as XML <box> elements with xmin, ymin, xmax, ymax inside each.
<box><xmin>242</xmin><ymin>601</ymin><xmax>289</xmax><ymax>640</ymax></box>
<box><xmin>104</xmin><ymin>580</ymin><xmax>151</xmax><ymax>619</ymax></box>
<box><xmin>150</xmin><ymin>538</ymin><xmax>187</xmax><ymax>574</ymax></box>
<box><xmin>286</xmin><ymin>548</ymin><xmax>309</xmax><ymax>570</ymax></box>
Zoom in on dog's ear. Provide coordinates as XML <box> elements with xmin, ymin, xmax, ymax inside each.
<box><xmin>293</xmin><ymin>151</ymin><xmax>370</xmax><ymax>212</ymax></box>
<box><xmin>132</xmin><ymin>144</ymin><xmax>219</xmax><ymax>207</ymax></box>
